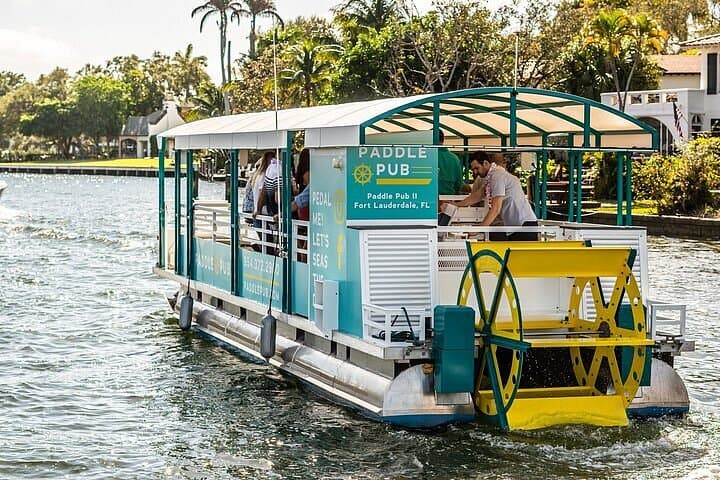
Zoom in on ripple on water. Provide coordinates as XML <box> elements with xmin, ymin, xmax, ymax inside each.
<box><xmin>1</xmin><ymin>174</ymin><xmax>719</xmax><ymax>479</ymax></box>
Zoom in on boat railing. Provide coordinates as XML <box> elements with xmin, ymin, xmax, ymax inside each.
<box><xmin>646</xmin><ymin>300</ymin><xmax>694</xmax><ymax>355</ymax></box>
<box><xmin>362</xmin><ymin>303</ymin><xmax>429</xmax><ymax>347</ymax></box>
<box><xmin>239</xmin><ymin>212</ymin><xmax>280</xmax><ymax>253</ymax></box>
<box><xmin>194</xmin><ymin>204</ymin><xmax>231</xmax><ymax>243</ymax></box>
<box><xmin>437</xmin><ymin>225</ymin><xmax>562</xmax><ymax>245</ymax></box>
<box><xmin>292</xmin><ymin>220</ymin><xmax>309</xmax><ymax>263</ymax></box>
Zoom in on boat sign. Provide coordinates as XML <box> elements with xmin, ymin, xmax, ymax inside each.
<box><xmin>347</xmin><ymin>146</ymin><xmax>437</xmax><ymax>223</ymax></box>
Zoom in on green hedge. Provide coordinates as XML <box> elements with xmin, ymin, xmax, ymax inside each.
<box><xmin>634</xmin><ymin>137</ymin><xmax>720</xmax><ymax>215</ymax></box>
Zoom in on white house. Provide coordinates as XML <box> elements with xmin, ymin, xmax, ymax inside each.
<box><xmin>600</xmin><ymin>34</ymin><xmax>720</xmax><ymax>152</ymax></box>
<box><xmin>119</xmin><ymin>100</ymin><xmax>185</xmax><ymax>158</ymax></box>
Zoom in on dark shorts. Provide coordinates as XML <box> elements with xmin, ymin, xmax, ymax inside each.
<box><xmin>489</xmin><ymin>221</ymin><xmax>539</xmax><ymax>242</ymax></box>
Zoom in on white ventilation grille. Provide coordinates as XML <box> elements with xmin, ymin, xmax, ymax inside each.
<box><xmin>360</xmin><ymin>230</ymin><xmax>436</xmax><ymax>346</ymax></box>
<box><xmin>437</xmin><ymin>244</ymin><xmax>468</xmax><ymax>271</ymax></box>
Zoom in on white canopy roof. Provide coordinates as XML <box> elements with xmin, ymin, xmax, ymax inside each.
<box><xmin>160</xmin><ymin>88</ymin><xmax>657</xmax><ymax>151</ymax></box>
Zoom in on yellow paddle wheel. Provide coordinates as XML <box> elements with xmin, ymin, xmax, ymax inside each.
<box><xmin>457</xmin><ymin>241</ymin><xmax>653</xmax><ymax>431</ymax></box>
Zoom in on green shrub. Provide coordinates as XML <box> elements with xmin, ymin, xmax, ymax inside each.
<box><xmin>633</xmin><ymin>137</ymin><xmax>720</xmax><ymax>215</ymax></box>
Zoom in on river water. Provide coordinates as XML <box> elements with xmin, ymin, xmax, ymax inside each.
<box><xmin>0</xmin><ymin>173</ymin><xmax>718</xmax><ymax>480</ymax></box>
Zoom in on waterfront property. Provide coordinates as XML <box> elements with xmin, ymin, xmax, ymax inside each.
<box><xmin>120</xmin><ymin>100</ymin><xmax>185</xmax><ymax>158</ymax></box>
<box><xmin>602</xmin><ymin>34</ymin><xmax>720</xmax><ymax>151</ymax></box>
<box><xmin>154</xmin><ymin>87</ymin><xmax>693</xmax><ymax>430</ymax></box>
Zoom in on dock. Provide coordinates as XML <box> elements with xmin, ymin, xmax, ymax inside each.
<box><xmin>0</xmin><ymin>164</ymin><xmax>182</xmax><ymax>177</ymax></box>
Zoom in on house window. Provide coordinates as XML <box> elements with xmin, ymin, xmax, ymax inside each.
<box><xmin>692</xmin><ymin>114</ymin><xmax>703</xmax><ymax>132</ymax></box>
<box><xmin>665</xmin><ymin>92</ymin><xmax>678</xmax><ymax>103</ymax></box>
<box><xmin>647</xmin><ymin>93</ymin><xmax>660</xmax><ymax>104</ymax></box>
<box><xmin>708</xmin><ymin>53</ymin><xmax>718</xmax><ymax>95</ymax></box>
<box><xmin>711</xmin><ymin>118</ymin><xmax>720</xmax><ymax>132</ymax></box>
<box><xmin>630</xmin><ymin>94</ymin><xmax>642</xmax><ymax>104</ymax></box>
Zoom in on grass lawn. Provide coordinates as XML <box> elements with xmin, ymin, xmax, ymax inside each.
<box><xmin>595</xmin><ymin>199</ymin><xmax>656</xmax><ymax>215</ymax></box>
<box><xmin>0</xmin><ymin>157</ymin><xmax>177</xmax><ymax>169</ymax></box>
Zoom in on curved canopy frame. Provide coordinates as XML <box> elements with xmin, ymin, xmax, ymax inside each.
<box><xmin>160</xmin><ymin>87</ymin><xmax>658</xmax><ymax>152</ymax></box>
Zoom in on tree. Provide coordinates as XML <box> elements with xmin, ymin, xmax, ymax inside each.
<box><xmin>233</xmin><ymin>0</ymin><xmax>284</xmax><ymax>59</ymax></box>
<box><xmin>0</xmin><ymin>71</ymin><xmax>26</xmax><ymax>97</ymax></box>
<box><xmin>188</xmin><ymin>82</ymin><xmax>227</xmax><ymax>120</ymax></box>
<box><xmin>333</xmin><ymin>0</ymin><xmax>403</xmax><ymax>40</ymax></box>
<box><xmin>192</xmin><ymin>0</ymin><xmax>244</xmax><ymax>85</ymax></box>
<box><xmin>584</xmin><ymin>9</ymin><xmax>667</xmax><ymax>111</ymax></box>
<box><xmin>103</xmin><ymin>55</ymin><xmax>164</xmax><ymax>115</ymax></box>
<box><xmin>73</xmin><ymin>75</ymin><xmax>131</xmax><ymax>154</ymax></box>
<box><xmin>280</xmin><ymin>39</ymin><xmax>342</xmax><ymax>107</ymax></box>
<box><xmin>171</xmin><ymin>44</ymin><xmax>211</xmax><ymax>100</ymax></box>
<box><xmin>19</xmin><ymin>99</ymin><xmax>81</xmax><ymax>159</ymax></box>
<box><xmin>35</xmin><ymin>68</ymin><xmax>72</xmax><ymax>101</ymax></box>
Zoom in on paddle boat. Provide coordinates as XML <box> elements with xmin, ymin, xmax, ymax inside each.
<box><xmin>153</xmin><ymin>88</ymin><xmax>693</xmax><ymax>430</ymax></box>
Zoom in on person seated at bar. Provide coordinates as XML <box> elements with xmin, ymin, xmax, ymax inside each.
<box><xmin>291</xmin><ymin>149</ymin><xmax>310</xmax><ymax>262</ymax></box>
<box><xmin>437</xmin><ymin>130</ymin><xmax>463</xmax><ymax>195</ymax></box>
<box><xmin>292</xmin><ymin>149</ymin><xmax>310</xmax><ymax>221</ymax></box>
<box><xmin>454</xmin><ymin>153</ymin><xmax>538</xmax><ymax>241</ymax></box>
<box><xmin>254</xmin><ymin>151</ymin><xmax>280</xmax><ymax>253</ymax></box>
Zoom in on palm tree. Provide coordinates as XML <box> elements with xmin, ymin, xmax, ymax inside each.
<box><xmin>585</xmin><ymin>9</ymin><xmax>666</xmax><ymax>111</ymax></box>
<box><xmin>332</xmin><ymin>0</ymin><xmax>401</xmax><ymax>34</ymax></box>
<box><xmin>187</xmin><ymin>82</ymin><xmax>227</xmax><ymax>120</ymax></box>
<box><xmin>191</xmin><ymin>0</ymin><xmax>244</xmax><ymax>85</ymax></box>
<box><xmin>172</xmin><ymin>44</ymin><xmax>210</xmax><ymax>101</ymax></box>
<box><xmin>232</xmin><ymin>0</ymin><xmax>284</xmax><ymax>59</ymax></box>
<box><xmin>280</xmin><ymin>40</ymin><xmax>342</xmax><ymax>107</ymax></box>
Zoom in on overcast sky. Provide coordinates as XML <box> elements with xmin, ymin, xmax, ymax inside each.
<box><xmin>0</xmin><ymin>0</ymin><xmax>433</xmax><ymax>84</ymax></box>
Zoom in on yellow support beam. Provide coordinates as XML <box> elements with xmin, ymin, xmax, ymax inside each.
<box><xmin>526</xmin><ymin>337</ymin><xmax>654</xmax><ymax>348</ymax></box>
<box><xmin>503</xmin><ymin>247</ymin><xmax>632</xmax><ymax>278</ymax></box>
<box><xmin>467</xmin><ymin>240</ymin><xmax>587</xmax><ymax>259</ymax></box>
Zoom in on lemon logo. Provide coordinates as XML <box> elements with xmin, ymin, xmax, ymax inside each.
<box><xmin>352</xmin><ymin>163</ymin><xmax>372</xmax><ymax>185</ymax></box>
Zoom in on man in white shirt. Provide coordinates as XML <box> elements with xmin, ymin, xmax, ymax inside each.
<box><xmin>455</xmin><ymin>153</ymin><xmax>538</xmax><ymax>240</ymax></box>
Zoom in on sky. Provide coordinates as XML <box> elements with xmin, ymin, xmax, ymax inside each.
<box><xmin>0</xmin><ymin>0</ymin><xmax>434</xmax><ymax>84</ymax></box>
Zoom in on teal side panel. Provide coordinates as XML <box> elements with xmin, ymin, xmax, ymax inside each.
<box><xmin>292</xmin><ymin>261</ymin><xmax>309</xmax><ymax>317</ymax></box>
<box><xmin>433</xmin><ymin>305</ymin><xmax>476</xmax><ymax>394</ymax></box>
<box><xmin>193</xmin><ymin>238</ymin><xmax>231</xmax><ymax>291</ymax></box>
<box><xmin>308</xmin><ymin>148</ymin><xmax>348</xmax><ymax>321</ymax></box>
<box><xmin>346</xmin><ymin>146</ymin><xmax>438</xmax><ymax>222</ymax></box>
<box><xmin>239</xmin><ymin>249</ymin><xmax>283</xmax><ymax>306</ymax></box>
<box><xmin>339</xmin><ymin>228</ymin><xmax>363</xmax><ymax>337</ymax></box>
<box><xmin>177</xmin><ymin>234</ymin><xmax>186</xmax><ymax>276</ymax></box>
<box><xmin>618</xmin><ymin>304</ymin><xmax>652</xmax><ymax>386</ymax></box>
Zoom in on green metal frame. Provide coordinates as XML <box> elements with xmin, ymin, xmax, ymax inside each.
<box><xmin>185</xmin><ymin>150</ymin><xmax>194</xmax><ymax>280</ymax></box>
<box><xmin>158</xmin><ymin>137</ymin><xmax>166</xmax><ymax>268</ymax></box>
<box><xmin>230</xmin><ymin>149</ymin><xmax>239</xmax><ymax>295</ymax></box>
<box><xmin>358</xmin><ymin>88</ymin><xmax>655</xmax><ymax>225</ymax></box>
<box><xmin>174</xmin><ymin>150</ymin><xmax>181</xmax><ymax>273</ymax></box>
<box><xmin>282</xmin><ymin>131</ymin><xmax>295</xmax><ymax>314</ymax></box>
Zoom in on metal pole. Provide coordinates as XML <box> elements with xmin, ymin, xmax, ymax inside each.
<box><xmin>567</xmin><ymin>137</ymin><xmax>575</xmax><ymax>222</ymax></box>
<box><xmin>576</xmin><ymin>151</ymin><xmax>583</xmax><ymax>223</ymax></box>
<box><xmin>282</xmin><ymin>131</ymin><xmax>294</xmax><ymax>314</ymax></box>
<box><xmin>186</xmin><ymin>150</ymin><xmax>194</xmax><ymax>280</ymax></box>
<box><xmin>230</xmin><ymin>149</ymin><xmax>239</xmax><ymax>295</ymax></box>
<box><xmin>158</xmin><ymin>137</ymin><xmax>166</xmax><ymax>268</ymax></box>
<box><xmin>174</xmin><ymin>150</ymin><xmax>181</xmax><ymax>274</ymax></box>
<box><xmin>616</xmin><ymin>152</ymin><xmax>624</xmax><ymax>226</ymax></box>
<box><xmin>534</xmin><ymin>150</ymin><xmax>541</xmax><ymax>218</ymax></box>
<box><xmin>625</xmin><ymin>153</ymin><xmax>633</xmax><ymax>226</ymax></box>
<box><xmin>541</xmin><ymin>149</ymin><xmax>548</xmax><ymax>220</ymax></box>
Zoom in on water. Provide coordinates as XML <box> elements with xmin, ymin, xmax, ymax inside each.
<box><xmin>0</xmin><ymin>173</ymin><xmax>718</xmax><ymax>479</ymax></box>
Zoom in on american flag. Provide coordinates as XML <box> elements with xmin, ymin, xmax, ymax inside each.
<box><xmin>672</xmin><ymin>101</ymin><xmax>685</xmax><ymax>141</ymax></box>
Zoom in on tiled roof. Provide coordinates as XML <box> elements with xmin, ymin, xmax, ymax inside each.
<box><xmin>680</xmin><ymin>33</ymin><xmax>720</xmax><ymax>48</ymax></box>
<box><xmin>121</xmin><ymin>116</ymin><xmax>148</xmax><ymax>136</ymax></box>
<box><xmin>120</xmin><ymin>107</ymin><xmax>167</xmax><ymax>136</ymax></box>
<box><xmin>651</xmin><ymin>54</ymin><xmax>701</xmax><ymax>74</ymax></box>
